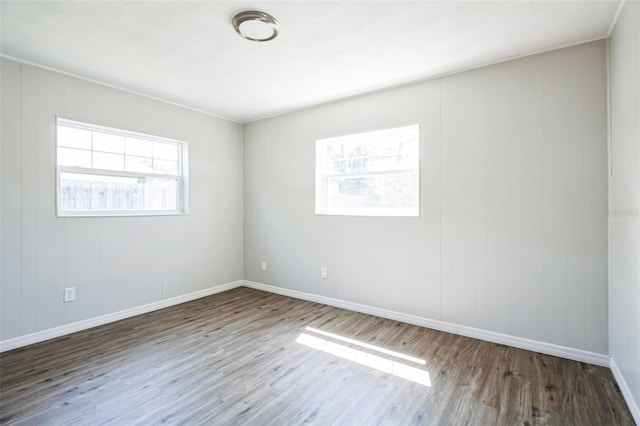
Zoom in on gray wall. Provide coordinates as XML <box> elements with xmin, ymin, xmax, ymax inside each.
<box><xmin>243</xmin><ymin>41</ymin><xmax>608</xmax><ymax>354</ymax></box>
<box><xmin>1</xmin><ymin>58</ymin><xmax>244</xmax><ymax>341</ymax></box>
<box><xmin>0</xmin><ymin>40</ymin><xmax>614</xmax><ymax>362</ymax></box>
<box><xmin>609</xmin><ymin>0</ymin><xmax>640</xmax><ymax>417</ymax></box>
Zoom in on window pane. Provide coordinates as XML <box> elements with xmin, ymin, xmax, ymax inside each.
<box><xmin>153</xmin><ymin>159</ymin><xmax>177</xmax><ymax>175</ymax></box>
<box><xmin>144</xmin><ymin>178</ymin><xmax>178</xmax><ymax>210</ymax></box>
<box><xmin>125</xmin><ymin>137</ymin><xmax>153</xmax><ymax>157</ymax></box>
<box><xmin>125</xmin><ymin>155</ymin><xmax>153</xmax><ymax>173</ymax></box>
<box><xmin>325</xmin><ymin>132</ymin><xmax>418</xmax><ymax>174</ymax></box>
<box><xmin>59</xmin><ymin>172</ymin><xmax>177</xmax><ymax>211</ymax></box>
<box><xmin>329</xmin><ymin>159</ymin><xmax>347</xmax><ymax>174</ymax></box>
<box><xmin>317</xmin><ymin>124</ymin><xmax>419</xmax><ymax>216</ymax></box>
<box><xmin>58</xmin><ymin>147</ymin><xmax>91</xmax><ymax>167</ymax></box>
<box><xmin>154</xmin><ymin>142</ymin><xmax>178</xmax><ymax>161</ymax></box>
<box><xmin>327</xmin><ymin>177</ymin><xmax>377</xmax><ymax>209</ymax></box>
<box><xmin>93</xmin><ymin>152</ymin><xmax>124</xmax><ymax>171</ymax></box>
<box><xmin>327</xmin><ymin>173</ymin><xmax>418</xmax><ymax>210</ymax></box>
<box><xmin>93</xmin><ymin>132</ymin><xmax>124</xmax><ymax>154</ymax></box>
<box><xmin>57</xmin><ymin>126</ymin><xmax>91</xmax><ymax>149</ymax></box>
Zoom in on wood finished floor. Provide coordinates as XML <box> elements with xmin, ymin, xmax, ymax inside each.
<box><xmin>0</xmin><ymin>287</ymin><xmax>634</xmax><ymax>426</ymax></box>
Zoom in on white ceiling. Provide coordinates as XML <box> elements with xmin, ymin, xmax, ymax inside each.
<box><xmin>1</xmin><ymin>1</ymin><xmax>621</xmax><ymax>123</ymax></box>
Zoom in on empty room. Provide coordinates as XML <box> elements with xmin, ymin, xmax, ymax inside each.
<box><xmin>1</xmin><ymin>0</ymin><xmax>638</xmax><ymax>424</ymax></box>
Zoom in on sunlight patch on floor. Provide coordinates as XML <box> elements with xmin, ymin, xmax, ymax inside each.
<box><xmin>304</xmin><ymin>327</ymin><xmax>426</xmax><ymax>365</ymax></box>
<box><xmin>296</xmin><ymin>331</ymin><xmax>431</xmax><ymax>387</ymax></box>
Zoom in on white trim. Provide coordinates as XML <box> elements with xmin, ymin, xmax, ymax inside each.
<box><xmin>244</xmin><ymin>37</ymin><xmax>608</xmax><ymax>124</ymax></box>
<box><xmin>316</xmin><ymin>207</ymin><xmax>420</xmax><ymax>217</ymax></box>
<box><xmin>0</xmin><ymin>281</ymin><xmax>243</xmax><ymax>353</ymax></box>
<box><xmin>58</xmin><ymin>166</ymin><xmax>180</xmax><ymax>182</ymax></box>
<box><xmin>242</xmin><ymin>280</ymin><xmax>611</xmax><ymax>367</ymax></box>
<box><xmin>610</xmin><ymin>357</ymin><xmax>640</xmax><ymax>424</ymax></box>
<box><xmin>608</xmin><ymin>0</ymin><xmax>627</xmax><ymax>37</ymax></box>
<box><xmin>1</xmin><ymin>278</ymin><xmax>613</xmax><ymax>367</ymax></box>
<box><xmin>58</xmin><ymin>117</ymin><xmax>188</xmax><ymax>145</ymax></box>
<box><xmin>1</xmin><ymin>279</ymin><xmax>633</xmax><ymax>418</ymax></box>
<box><xmin>1</xmin><ymin>37</ymin><xmax>607</xmax><ymax>126</ymax></box>
<box><xmin>606</xmin><ymin>37</ymin><xmax>614</xmax><ymax>358</ymax></box>
<box><xmin>0</xmin><ymin>54</ymin><xmax>239</xmax><ymax>124</ymax></box>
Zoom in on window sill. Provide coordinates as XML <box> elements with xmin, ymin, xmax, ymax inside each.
<box><xmin>57</xmin><ymin>210</ymin><xmax>189</xmax><ymax>218</ymax></box>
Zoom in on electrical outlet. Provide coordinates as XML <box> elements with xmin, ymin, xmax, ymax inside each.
<box><xmin>320</xmin><ymin>267</ymin><xmax>328</xmax><ymax>279</ymax></box>
<box><xmin>63</xmin><ymin>287</ymin><xmax>76</xmax><ymax>302</ymax></box>
<box><xmin>261</xmin><ymin>261</ymin><xmax>267</xmax><ymax>271</ymax></box>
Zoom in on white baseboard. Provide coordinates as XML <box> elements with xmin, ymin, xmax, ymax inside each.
<box><xmin>610</xmin><ymin>357</ymin><xmax>640</xmax><ymax>424</ymax></box>
<box><xmin>0</xmin><ymin>280</ymin><xmax>244</xmax><ymax>353</ymax></box>
<box><xmin>3</xmin><ymin>279</ymin><xmax>632</xmax><ymax>417</ymax></box>
<box><xmin>242</xmin><ymin>280</ymin><xmax>611</xmax><ymax>367</ymax></box>
<box><xmin>2</xmin><ymin>278</ymin><xmax>634</xmax><ymax>421</ymax></box>
<box><xmin>1</xmin><ymin>278</ymin><xmax>611</xmax><ymax>369</ymax></box>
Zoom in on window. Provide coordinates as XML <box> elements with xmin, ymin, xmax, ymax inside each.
<box><xmin>315</xmin><ymin>124</ymin><xmax>419</xmax><ymax>216</ymax></box>
<box><xmin>56</xmin><ymin>118</ymin><xmax>189</xmax><ymax>217</ymax></box>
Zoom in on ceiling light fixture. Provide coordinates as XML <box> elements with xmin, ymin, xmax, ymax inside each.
<box><xmin>232</xmin><ymin>10</ymin><xmax>279</xmax><ymax>42</ymax></box>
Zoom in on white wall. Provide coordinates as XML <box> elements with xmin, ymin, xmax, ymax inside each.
<box><xmin>243</xmin><ymin>41</ymin><xmax>608</xmax><ymax>355</ymax></box>
<box><xmin>609</xmin><ymin>0</ymin><xmax>640</xmax><ymax>420</ymax></box>
<box><xmin>0</xmin><ymin>58</ymin><xmax>244</xmax><ymax>342</ymax></box>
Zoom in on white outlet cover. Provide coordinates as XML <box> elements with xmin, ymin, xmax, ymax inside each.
<box><xmin>64</xmin><ymin>287</ymin><xmax>76</xmax><ymax>302</ymax></box>
<box><xmin>320</xmin><ymin>267</ymin><xmax>328</xmax><ymax>279</ymax></box>
<box><xmin>261</xmin><ymin>261</ymin><xmax>267</xmax><ymax>271</ymax></box>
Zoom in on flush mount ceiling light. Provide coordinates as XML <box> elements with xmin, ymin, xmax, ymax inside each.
<box><xmin>232</xmin><ymin>10</ymin><xmax>279</xmax><ymax>42</ymax></box>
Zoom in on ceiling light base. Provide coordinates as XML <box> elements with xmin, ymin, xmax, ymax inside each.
<box><xmin>232</xmin><ymin>10</ymin><xmax>279</xmax><ymax>42</ymax></box>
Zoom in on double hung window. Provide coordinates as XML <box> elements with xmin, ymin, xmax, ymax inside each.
<box><xmin>56</xmin><ymin>118</ymin><xmax>189</xmax><ymax>217</ymax></box>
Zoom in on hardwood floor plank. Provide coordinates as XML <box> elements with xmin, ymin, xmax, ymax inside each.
<box><xmin>0</xmin><ymin>287</ymin><xmax>634</xmax><ymax>425</ymax></box>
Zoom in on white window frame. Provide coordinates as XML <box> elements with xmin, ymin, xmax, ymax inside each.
<box><xmin>55</xmin><ymin>117</ymin><xmax>189</xmax><ymax>217</ymax></box>
<box><xmin>315</xmin><ymin>124</ymin><xmax>420</xmax><ymax>217</ymax></box>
